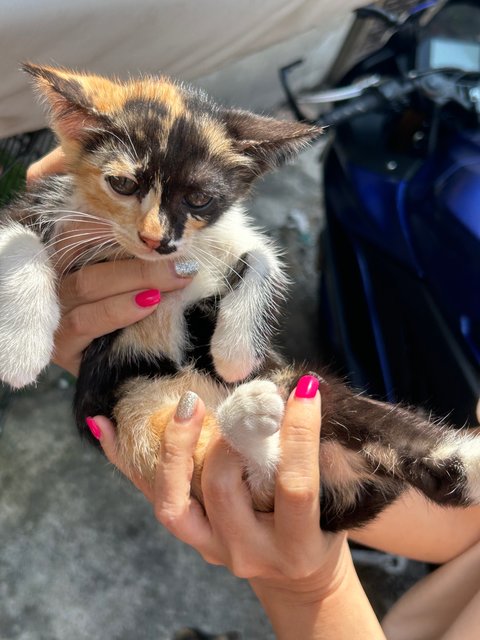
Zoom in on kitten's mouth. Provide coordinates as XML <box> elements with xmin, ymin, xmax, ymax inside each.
<box><xmin>153</xmin><ymin>243</ymin><xmax>177</xmax><ymax>255</ymax></box>
<box><xmin>138</xmin><ymin>233</ymin><xmax>177</xmax><ymax>255</ymax></box>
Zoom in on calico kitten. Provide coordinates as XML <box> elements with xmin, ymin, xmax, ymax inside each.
<box><xmin>1</xmin><ymin>63</ymin><xmax>479</xmax><ymax>532</ymax></box>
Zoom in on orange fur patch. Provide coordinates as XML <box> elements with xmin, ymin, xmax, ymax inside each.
<box><xmin>140</xmin><ymin>404</ymin><xmax>219</xmax><ymax>503</ymax></box>
<box><xmin>139</xmin><ymin>208</ymin><xmax>165</xmax><ymax>239</ymax></box>
<box><xmin>185</xmin><ymin>217</ymin><xmax>208</xmax><ymax>233</ymax></box>
<box><xmin>73</xmin><ymin>164</ymin><xmax>125</xmax><ymax>221</ymax></box>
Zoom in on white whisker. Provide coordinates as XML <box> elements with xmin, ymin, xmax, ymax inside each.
<box><xmin>58</xmin><ymin>238</ymin><xmax>118</xmax><ymax>278</ymax></box>
<box><xmin>188</xmin><ymin>247</ymin><xmax>238</xmax><ymax>294</ymax></box>
<box><xmin>49</xmin><ymin>237</ymin><xmax>114</xmax><ymax>268</ymax></box>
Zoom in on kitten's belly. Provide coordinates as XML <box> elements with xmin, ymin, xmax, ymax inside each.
<box><xmin>113</xmin><ymin>265</ymin><xmax>224</xmax><ymax>363</ymax></box>
<box><xmin>114</xmin><ymin>292</ymin><xmax>188</xmax><ymax>364</ymax></box>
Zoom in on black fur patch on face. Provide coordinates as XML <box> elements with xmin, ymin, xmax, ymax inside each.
<box><xmin>157</xmin><ymin>115</ymin><xmax>242</xmax><ymax>234</ymax></box>
<box><xmin>122</xmin><ymin>98</ymin><xmax>169</xmax><ymax>120</ymax></box>
<box><xmin>154</xmin><ymin>238</ymin><xmax>177</xmax><ymax>255</ymax></box>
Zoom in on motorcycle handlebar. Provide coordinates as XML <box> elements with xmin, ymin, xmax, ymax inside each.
<box><xmin>315</xmin><ymin>78</ymin><xmax>416</xmax><ymax>128</ymax></box>
<box><xmin>315</xmin><ymin>92</ymin><xmax>385</xmax><ymax>127</ymax></box>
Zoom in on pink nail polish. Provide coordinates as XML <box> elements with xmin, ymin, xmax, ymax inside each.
<box><xmin>86</xmin><ymin>416</ymin><xmax>102</xmax><ymax>440</ymax></box>
<box><xmin>135</xmin><ymin>289</ymin><xmax>161</xmax><ymax>307</ymax></box>
<box><xmin>294</xmin><ymin>375</ymin><xmax>319</xmax><ymax>399</ymax></box>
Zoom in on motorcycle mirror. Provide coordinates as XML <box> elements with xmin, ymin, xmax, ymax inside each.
<box><xmin>354</xmin><ymin>4</ymin><xmax>402</xmax><ymax>27</ymax></box>
<box><xmin>354</xmin><ymin>1</ymin><xmax>439</xmax><ymax>28</ymax></box>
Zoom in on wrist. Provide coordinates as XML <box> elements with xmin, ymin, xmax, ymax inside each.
<box><xmin>250</xmin><ymin>541</ymin><xmax>385</xmax><ymax>640</ymax></box>
<box><xmin>250</xmin><ymin>537</ymin><xmax>352</xmax><ymax>606</ymax></box>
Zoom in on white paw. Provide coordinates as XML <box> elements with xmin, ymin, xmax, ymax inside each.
<box><xmin>217</xmin><ymin>380</ymin><xmax>284</xmax><ymax>464</ymax></box>
<box><xmin>0</xmin><ymin>222</ymin><xmax>60</xmax><ymax>388</ymax></box>
<box><xmin>0</xmin><ymin>326</ymin><xmax>57</xmax><ymax>388</ymax></box>
<box><xmin>211</xmin><ymin>341</ymin><xmax>260</xmax><ymax>383</ymax></box>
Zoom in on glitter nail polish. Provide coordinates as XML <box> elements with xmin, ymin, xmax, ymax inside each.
<box><xmin>175</xmin><ymin>391</ymin><xmax>198</xmax><ymax>421</ymax></box>
<box><xmin>174</xmin><ymin>259</ymin><xmax>199</xmax><ymax>278</ymax></box>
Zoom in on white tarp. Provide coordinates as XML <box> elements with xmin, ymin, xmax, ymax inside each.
<box><xmin>0</xmin><ymin>0</ymin><xmax>360</xmax><ymax>136</ymax></box>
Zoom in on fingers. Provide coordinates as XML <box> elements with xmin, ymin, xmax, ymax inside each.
<box><xmin>92</xmin><ymin>415</ymin><xmax>153</xmax><ymax>499</ymax></box>
<box><xmin>52</xmin><ymin>288</ymin><xmax>161</xmax><ymax>374</ymax></box>
<box><xmin>59</xmin><ymin>259</ymin><xmax>191</xmax><ymax>313</ymax></box>
<box><xmin>275</xmin><ymin>376</ymin><xmax>322</xmax><ymax>543</ymax></box>
<box><xmin>201</xmin><ymin>437</ymin><xmax>264</xmax><ymax>572</ymax></box>
<box><xmin>153</xmin><ymin>393</ymin><xmax>212</xmax><ymax>548</ymax></box>
<box><xmin>27</xmin><ymin>147</ymin><xmax>66</xmax><ymax>184</ymax></box>
<box><xmin>92</xmin><ymin>415</ymin><xmax>119</xmax><ymax>466</ymax></box>
<box><xmin>54</xmin><ymin>259</ymin><xmax>196</xmax><ymax>375</ymax></box>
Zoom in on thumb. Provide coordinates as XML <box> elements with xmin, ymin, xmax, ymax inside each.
<box><xmin>27</xmin><ymin>147</ymin><xmax>65</xmax><ymax>184</ymax></box>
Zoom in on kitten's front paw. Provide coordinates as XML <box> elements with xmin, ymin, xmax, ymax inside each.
<box><xmin>0</xmin><ymin>222</ymin><xmax>60</xmax><ymax>388</ymax></box>
<box><xmin>211</xmin><ymin>342</ymin><xmax>260</xmax><ymax>383</ymax></box>
<box><xmin>217</xmin><ymin>379</ymin><xmax>284</xmax><ymax>462</ymax></box>
<box><xmin>0</xmin><ymin>328</ymin><xmax>58</xmax><ymax>388</ymax></box>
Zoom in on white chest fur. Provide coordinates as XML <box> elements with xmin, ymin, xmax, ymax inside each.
<box><xmin>113</xmin><ymin>205</ymin><xmax>281</xmax><ymax>368</ymax></box>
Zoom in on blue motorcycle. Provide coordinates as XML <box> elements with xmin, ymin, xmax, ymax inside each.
<box><xmin>281</xmin><ymin>0</ymin><xmax>480</xmax><ymax>425</ymax></box>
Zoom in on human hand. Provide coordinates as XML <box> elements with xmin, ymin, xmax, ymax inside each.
<box><xmin>88</xmin><ymin>382</ymin><xmax>384</xmax><ymax>639</ymax></box>
<box><xmin>92</xmin><ymin>380</ymin><xmax>348</xmax><ymax>597</ymax></box>
<box><xmin>27</xmin><ymin>147</ymin><xmax>66</xmax><ymax>184</ymax></box>
<box><xmin>54</xmin><ymin>260</ymin><xmax>193</xmax><ymax>375</ymax></box>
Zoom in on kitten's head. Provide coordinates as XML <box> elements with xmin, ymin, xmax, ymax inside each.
<box><xmin>24</xmin><ymin>63</ymin><xmax>321</xmax><ymax>260</ymax></box>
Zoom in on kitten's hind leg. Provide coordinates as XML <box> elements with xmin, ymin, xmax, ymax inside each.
<box><xmin>217</xmin><ymin>379</ymin><xmax>284</xmax><ymax>510</ymax></box>
<box><xmin>113</xmin><ymin>371</ymin><xmax>225</xmax><ymax>485</ymax></box>
<box><xmin>0</xmin><ymin>221</ymin><xmax>60</xmax><ymax>387</ymax></box>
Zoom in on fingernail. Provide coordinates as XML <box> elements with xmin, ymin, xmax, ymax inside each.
<box><xmin>175</xmin><ymin>391</ymin><xmax>198</xmax><ymax>421</ymax></box>
<box><xmin>174</xmin><ymin>259</ymin><xmax>199</xmax><ymax>278</ymax></box>
<box><xmin>135</xmin><ymin>289</ymin><xmax>161</xmax><ymax>307</ymax></box>
<box><xmin>86</xmin><ymin>416</ymin><xmax>102</xmax><ymax>440</ymax></box>
<box><xmin>294</xmin><ymin>375</ymin><xmax>319</xmax><ymax>399</ymax></box>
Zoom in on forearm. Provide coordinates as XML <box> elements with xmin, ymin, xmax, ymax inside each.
<box><xmin>350</xmin><ymin>489</ymin><xmax>480</xmax><ymax>564</ymax></box>
<box><xmin>250</xmin><ymin>543</ymin><xmax>385</xmax><ymax>640</ymax></box>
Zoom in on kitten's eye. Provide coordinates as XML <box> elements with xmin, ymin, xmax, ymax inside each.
<box><xmin>107</xmin><ymin>175</ymin><xmax>139</xmax><ymax>196</ymax></box>
<box><xmin>183</xmin><ymin>192</ymin><xmax>213</xmax><ymax>210</ymax></box>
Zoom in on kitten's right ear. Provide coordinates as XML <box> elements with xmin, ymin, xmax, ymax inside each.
<box><xmin>223</xmin><ymin>109</ymin><xmax>323</xmax><ymax>175</ymax></box>
<box><xmin>22</xmin><ymin>62</ymin><xmax>108</xmax><ymax>141</ymax></box>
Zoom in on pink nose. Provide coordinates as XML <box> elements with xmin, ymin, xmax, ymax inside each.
<box><xmin>139</xmin><ymin>234</ymin><xmax>161</xmax><ymax>250</ymax></box>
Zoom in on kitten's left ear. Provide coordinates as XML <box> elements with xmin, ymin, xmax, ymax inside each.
<box><xmin>223</xmin><ymin>109</ymin><xmax>323</xmax><ymax>174</ymax></box>
<box><xmin>22</xmin><ymin>62</ymin><xmax>111</xmax><ymax>141</ymax></box>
